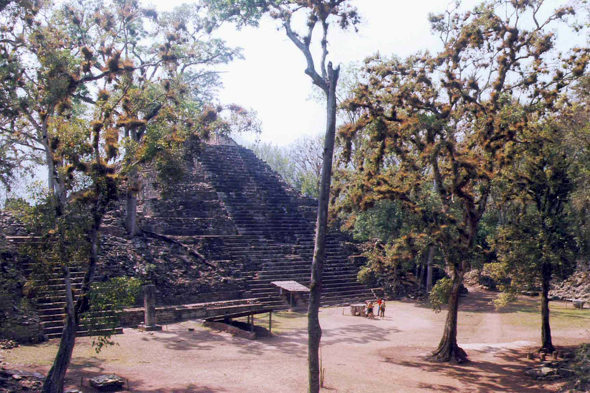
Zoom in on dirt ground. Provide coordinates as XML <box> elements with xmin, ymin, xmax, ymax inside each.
<box><xmin>2</xmin><ymin>288</ymin><xmax>590</xmax><ymax>392</ymax></box>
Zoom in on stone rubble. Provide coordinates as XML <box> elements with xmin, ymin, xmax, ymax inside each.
<box><xmin>525</xmin><ymin>358</ymin><xmax>576</xmax><ymax>381</ymax></box>
<box><xmin>89</xmin><ymin>374</ymin><xmax>126</xmax><ymax>391</ymax></box>
<box><xmin>550</xmin><ymin>261</ymin><xmax>590</xmax><ymax>303</ymax></box>
<box><xmin>0</xmin><ymin>369</ymin><xmax>44</xmax><ymax>392</ymax></box>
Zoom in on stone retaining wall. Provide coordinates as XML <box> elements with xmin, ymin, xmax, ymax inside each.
<box><xmin>120</xmin><ymin>297</ymin><xmax>264</xmax><ymax>327</ymax></box>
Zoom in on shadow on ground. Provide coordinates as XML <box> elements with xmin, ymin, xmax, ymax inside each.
<box><xmin>384</xmin><ymin>347</ymin><xmax>552</xmax><ymax>393</ymax></box>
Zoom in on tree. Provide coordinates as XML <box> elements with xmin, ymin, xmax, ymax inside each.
<box><xmin>333</xmin><ymin>174</ymin><xmax>441</xmax><ymax>297</ymax></box>
<box><xmin>250</xmin><ymin>141</ymin><xmax>298</xmax><ymax>188</ymax></box>
<box><xmin>309</xmin><ymin>61</ymin><xmax>365</xmax><ymax>125</ymax></box>
<box><xmin>0</xmin><ymin>0</ymin><xmax>244</xmax><ymax>236</ymax></box>
<box><xmin>0</xmin><ymin>136</ymin><xmax>23</xmax><ymax>194</ymax></box>
<box><xmin>340</xmin><ymin>0</ymin><xmax>587</xmax><ymax>362</ymax></box>
<box><xmin>204</xmin><ymin>1</ymin><xmax>360</xmax><ymax>390</ymax></box>
<box><xmin>563</xmin><ymin>76</ymin><xmax>590</xmax><ymax>255</ymax></box>
<box><xmin>109</xmin><ymin>2</ymin><xmax>243</xmax><ymax>235</ymax></box>
<box><xmin>0</xmin><ymin>0</ymin><xmax>245</xmax><ymax>390</ymax></box>
<box><xmin>289</xmin><ymin>135</ymin><xmax>324</xmax><ymax>198</ymax></box>
<box><xmin>251</xmin><ymin>135</ymin><xmax>324</xmax><ymax>198</ymax></box>
<box><xmin>0</xmin><ymin>5</ymin><xmax>125</xmax><ymax>388</ymax></box>
<box><xmin>490</xmin><ymin>105</ymin><xmax>585</xmax><ymax>354</ymax></box>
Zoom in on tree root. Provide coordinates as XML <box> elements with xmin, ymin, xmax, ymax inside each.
<box><xmin>540</xmin><ymin>344</ymin><xmax>556</xmax><ymax>354</ymax></box>
<box><xmin>428</xmin><ymin>343</ymin><xmax>469</xmax><ymax>364</ymax></box>
<box><xmin>142</xmin><ymin>230</ymin><xmax>216</xmax><ymax>268</ymax></box>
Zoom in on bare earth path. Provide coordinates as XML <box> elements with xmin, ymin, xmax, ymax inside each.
<box><xmin>3</xmin><ymin>288</ymin><xmax>589</xmax><ymax>392</ymax></box>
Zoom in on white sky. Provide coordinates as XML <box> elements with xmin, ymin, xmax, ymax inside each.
<box><xmin>146</xmin><ymin>0</ymin><xmax>475</xmax><ymax>146</ymax></box>
<box><xmin>146</xmin><ymin>0</ymin><xmax>586</xmax><ymax>147</ymax></box>
<box><xmin>6</xmin><ymin>0</ymin><xmax>586</xmax><ymax>203</ymax></box>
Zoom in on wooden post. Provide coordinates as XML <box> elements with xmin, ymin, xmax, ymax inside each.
<box><xmin>527</xmin><ymin>352</ymin><xmax>534</xmax><ymax>360</ymax></box>
<box><xmin>251</xmin><ymin>314</ymin><xmax>254</xmax><ymax>332</ymax></box>
<box><xmin>144</xmin><ymin>284</ymin><xmax>157</xmax><ymax>328</ymax></box>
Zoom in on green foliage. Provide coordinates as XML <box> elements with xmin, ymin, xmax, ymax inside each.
<box><xmin>350</xmin><ymin>200</ymin><xmax>404</xmax><ymax>243</ymax></box>
<box><xmin>337</xmin><ymin>2</ymin><xmax>588</xmax><ymax>323</ymax></box>
<box><xmin>491</xmin><ymin>120</ymin><xmax>578</xmax><ymax>298</ymax></box>
<box><xmin>250</xmin><ymin>135</ymin><xmax>323</xmax><ymax>198</ymax></box>
<box><xmin>204</xmin><ymin>0</ymin><xmax>361</xmax><ymax>31</ymax></box>
<box><xmin>356</xmin><ymin>266</ymin><xmax>373</xmax><ymax>285</ymax></box>
<box><xmin>429</xmin><ymin>277</ymin><xmax>452</xmax><ymax>313</ymax></box>
<box><xmin>297</xmin><ymin>171</ymin><xmax>320</xmax><ymax>199</ymax></box>
<box><xmin>0</xmin><ymin>137</ymin><xmax>22</xmax><ymax>192</ymax></box>
<box><xmin>562</xmin><ymin>76</ymin><xmax>590</xmax><ymax>257</ymax></box>
<box><xmin>81</xmin><ymin>277</ymin><xmax>141</xmax><ymax>353</ymax></box>
<box><xmin>250</xmin><ymin>142</ymin><xmax>296</xmax><ymax>185</ymax></box>
<box><xmin>0</xmin><ymin>252</ymin><xmax>40</xmax><ymax>342</ymax></box>
<box><xmin>573</xmin><ymin>344</ymin><xmax>590</xmax><ymax>389</ymax></box>
<box><xmin>0</xmin><ymin>0</ymin><xmax>253</xmax><ymax>219</ymax></box>
<box><xmin>491</xmin><ymin>292</ymin><xmax>517</xmax><ymax>309</ymax></box>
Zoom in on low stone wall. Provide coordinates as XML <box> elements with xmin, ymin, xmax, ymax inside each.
<box><xmin>152</xmin><ymin>291</ymin><xmax>245</xmax><ymax>307</ymax></box>
<box><xmin>120</xmin><ymin>305</ymin><xmax>208</xmax><ymax>327</ymax></box>
<box><xmin>120</xmin><ymin>299</ymin><xmax>265</xmax><ymax>327</ymax></box>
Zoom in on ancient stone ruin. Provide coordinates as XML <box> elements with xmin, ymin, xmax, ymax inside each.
<box><xmin>126</xmin><ymin>138</ymin><xmax>374</xmax><ymax>315</ymax></box>
<box><xmin>1</xmin><ymin>139</ymin><xmax>374</xmax><ymax>339</ymax></box>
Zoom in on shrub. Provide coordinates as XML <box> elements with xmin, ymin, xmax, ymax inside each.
<box><xmin>573</xmin><ymin>344</ymin><xmax>590</xmax><ymax>389</ymax></box>
<box><xmin>429</xmin><ymin>277</ymin><xmax>452</xmax><ymax>313</ymax></box>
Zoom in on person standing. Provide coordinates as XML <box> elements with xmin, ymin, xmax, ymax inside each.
<box><xmin>366</xmin><ymin>301</ymin><xmax>375</xmax><ymax>319</ymax></box>
<box><xmin>379</xmin><ymin>299</ymin><xmax>386</xmax><ymax>319</ymax></box>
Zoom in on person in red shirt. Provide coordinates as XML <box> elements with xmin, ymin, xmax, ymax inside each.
<box><xmin>377</xmin><ymin>298</ymin><xmax>383</xmax><ymax>316</ymax></box>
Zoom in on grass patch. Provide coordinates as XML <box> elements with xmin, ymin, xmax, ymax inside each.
<box><xmin>501</xmin><ymin>300</ymin><xmax>590</xmax><ymax>329</ymax></box>
<box><xmin>2</xmin><ymin>342</ymin><xmax>57</xmax><ymax>367</ymax></box>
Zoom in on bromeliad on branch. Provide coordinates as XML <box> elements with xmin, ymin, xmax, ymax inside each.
<box><xmin>338</xmin><ymin>0</ymin><xmax>589</xmax><ymax>363</ymax></box>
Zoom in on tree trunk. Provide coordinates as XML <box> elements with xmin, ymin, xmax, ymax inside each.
<box><xmin>42</xmin><ymin>138</ymin><xmax>66</xmax><ymax>205</ymax></box>
<box><xmin>416</xmin><ymin>262</ymin><xmax>423</xmax><ymax>292</ymax></box>
<box><xmin>45</xmin><ymin>146</ymin><xmax>57</xmax><ymax>195</ymax></box>
<box><xmin>418</xmin><ymin>256</ymin><xmax>427</xmax><ymax>293</ymax></box>
<box><xmin>426</xmin><ymin>245</ymin><xmax>434</xmax><ymax>293</ymax></box>
<box><xmin>42</xmin><ymin>267</ymin><xmax>77</xmax><ymax>393</ymax></box>
<box><xmin>42</xmin><ymin>167</ymin><xmax>76</xmax><ymax>392</ymax></box>
<box><xmin>125</xmin><ymin>191</ymin><xmax>138</xmax><ymax>236</ymax></box>
<box><xmin>430</xmin><ymin>268</ymin><xmax>468</xmax><ymax>363</ymax></box>
<box><xmin>540</xmin><ymin>263</ymin><xmax>554</xmax><ymax>353</ymax></box>
<box><xmin>125</xmin><ymin>162</ymin><xmax>140</xmax><ymax>236</ymax></box>
<box><xmin>43</xmin><ymin>154</ymin><xmax>107</xmax><ymax>391</ymax></box>
<box><xmin>308</xmin><ymin>65</ymin><xmax>339</xmax><ymax>393</ymax></box>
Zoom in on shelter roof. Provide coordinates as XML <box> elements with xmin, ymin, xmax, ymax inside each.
<box><xmin>271</xmin><ymin>281</ymin><xmax>310</xmax><ymax>293</ymax></box>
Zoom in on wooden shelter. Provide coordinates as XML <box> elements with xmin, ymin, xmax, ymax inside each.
<box><xmin>271</xmin><ymin>281</ymin><xmax>310</xmax><ymax>309</ymax></box>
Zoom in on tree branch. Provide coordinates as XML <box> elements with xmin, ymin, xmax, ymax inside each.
<box><xmin>283</xmin><ymin>17</ymin><xmax>328</xmax><ymax>92</ymax></box>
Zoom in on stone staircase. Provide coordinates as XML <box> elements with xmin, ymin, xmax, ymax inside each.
<box><xmin>30</xmin><ymin>264</ymin><xmax>123</xmax><ymax>340</ymax></box>
<box><xmin>5</xmin><ymin>141</ymin><xmax>374</xmax><ymax>336</ymax></box>
<box><xmin>169</xmin><ymin>142</ymin><xmax>375</xmax><ymax>309</ymax></box>
<box><xmin>2</xmin><ymin>140</ymin><xmax>374</xmax><ymax>338</ymax></box>
<box><xmin>197</xmin><ymin>144</ymin><xmax>316</xmax><ymax>241</ymax></box>
<box><xmin>5</xmin><ymin>235</ymin><xmax>124</xmax><ymax>340</ymax></box>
